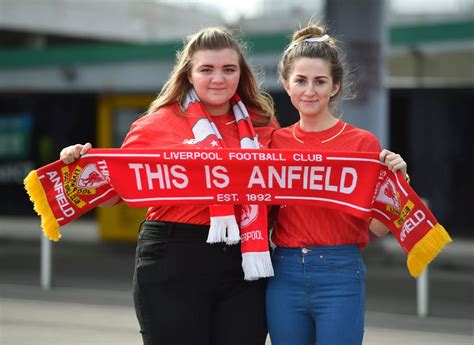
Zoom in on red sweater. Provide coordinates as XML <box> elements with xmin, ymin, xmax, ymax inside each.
<box><xmin>121</xmin><ymin>102</ymin><xmax>279</xmax><ymax>224</ymax></box>
<box><xmin>270</xmin><ymin>120</ymin><xmax>380</xmax><ymax>249</ymax></box>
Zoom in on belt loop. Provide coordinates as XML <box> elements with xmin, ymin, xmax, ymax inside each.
<box><xmin>137</xmin><ymin>219</ymin><xmax>146</xmax><ymax>234</ymax></box>
<box><xmin>167</xmin><ymin>223</ymin><xmax>174</xmax><ymax>238</ymax></box>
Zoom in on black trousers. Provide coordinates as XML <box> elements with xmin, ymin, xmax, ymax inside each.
<box><xmin>133</xmin><ymin>220</ymin><xmax>268</xmax><ymax>345</ymax></box>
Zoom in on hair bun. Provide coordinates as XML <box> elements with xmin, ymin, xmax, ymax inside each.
<box><xmin>292</xmin><ymin>25</ymin><xmax>326</xmax><ymax>43</ymax></box>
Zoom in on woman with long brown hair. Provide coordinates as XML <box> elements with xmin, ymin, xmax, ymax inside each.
<box><xmin>60</xmin><ymin>27</ymin><xmax>278</xmax><ymax>345</ymax></box>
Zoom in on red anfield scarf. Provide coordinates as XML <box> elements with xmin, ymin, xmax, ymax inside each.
<box><xmin>181</xmin><ymin>89</ymin><xmax>271</xmax><ymax>279</ymax></box>
<box><xmin>24</xmin><ymin>148</ymin><xmax>452</xmax><ymax>279</ymax></box>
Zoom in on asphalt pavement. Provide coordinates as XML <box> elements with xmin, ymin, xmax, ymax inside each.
<box><xmin>0</xmin><ymin>217</ymin><xmax>472</xmax><ymax>345</ymax></box>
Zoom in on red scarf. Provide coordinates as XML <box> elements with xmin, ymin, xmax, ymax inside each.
<box><xmin>181</xmin><ymin>89</ymin><xmax>271</xmax><ymax>279</ymax></box>
<box><xmin>24</xmin><ymin>148</ymin><xmax>451</xmax><ymax>279</ymax></box>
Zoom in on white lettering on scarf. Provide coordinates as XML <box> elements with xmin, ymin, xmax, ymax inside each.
<box><xmin>163</xmin><ymin>151</ymin><xmax>223</xmax><ymax>161</ymax></box>
<box><xmin>128</xmin><ymin>163</ymin><xmax>188</xmax><ymax>190</ymax></box>
<box><xmin>204</xmin><ymin>165</ymin><xmax>229</xmax><ymax>188</ymax></box>
<box><xmin>97</xmin><ymin>160</ymin><xmax>110</xmax><ymax>177</ymax></box>
<box><xmin>46</xmin><ymin>171</ymin><xmax>75</xmax><ymax>217</ymax></box>
<box><xmin>241</xmin><ymin>230</ymin><xmax>264</xmax><ymax>243</ymax></box>
<box><xmin>228</xmin><ymin>152</ymin><xmax>286</xmax><ymax>161</ymax></box>
<box><xmin>246</xmin><ymin>165</ymin><xmax>357</xmax><ymax>194</ymax></box>
<box><xmin>400</xmin><ymin>210</ymin><xmax>426</xmax><ymax>242</ymax></box>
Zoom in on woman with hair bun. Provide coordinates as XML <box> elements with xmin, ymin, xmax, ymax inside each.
<box><xmin>266</xmin><ymin>24</ymin><xmax>409</xmax><ymax>345</ymax></box>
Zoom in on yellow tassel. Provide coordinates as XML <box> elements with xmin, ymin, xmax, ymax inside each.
<box><xmin>407</xmin><ymin>223</ymin><xmax>452</xmax><ymax>277</ymax></box>
<box><xmin>24</xmin><ymin>170</ymin><xmax>61</xmax><ymax>241</ymax></box>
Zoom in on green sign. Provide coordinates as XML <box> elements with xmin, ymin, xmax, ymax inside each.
<box><xmin>0</xmin><ymin>114</ymin><xmax>32</xmax><ymax>159</ymax></box>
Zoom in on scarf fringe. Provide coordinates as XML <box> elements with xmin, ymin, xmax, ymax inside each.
<box><xmin>24</xmin><ymin>170</ymin><xmax>61</xmax><ymax>241</ymax></box>
<box><xmin>242</xmin><ymin>252</ymin><xmax>274</xmax><ymax>281</ymax></box>
<box><xmin>207</xmin><ymin>215</ymin><xmax>240</xmax><ymax>244</ymax></box>
<box><xmin>407</xmin><ymin>223</ymin><xmax>452</xmax><ymax>277</ymax></box>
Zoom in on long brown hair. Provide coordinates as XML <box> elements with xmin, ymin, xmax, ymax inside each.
<box><xmin>146</xmin><ymin>27</ymin><xmax>274</xmax><ymax>126</ymax></box>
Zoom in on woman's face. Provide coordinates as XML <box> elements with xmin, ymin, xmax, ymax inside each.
<box><xmin>284</xmin><ymin>57</ymin><xmax>340</xmax><ymax>119</ymax></box>
<box><xmin>189</xmin><ymin>49</ymin><xmax>241</xmax><ymax>115</ymax></box>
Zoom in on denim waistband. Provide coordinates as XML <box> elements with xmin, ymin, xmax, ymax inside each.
<box><xmin>141</xmin><ymin>220</ymin><xmax>210</xmax><ymax>241</ymax></box>
<box><xmin>273</xmin><ymin>244</ymin><xmax>360</xmax><ymax>256</ymax></box>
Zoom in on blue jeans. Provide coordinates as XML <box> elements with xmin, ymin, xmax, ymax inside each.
<box><xmin>266</xmin><ymin>245</ymin><xmax>366</xmax><ymax>345</ymax></box>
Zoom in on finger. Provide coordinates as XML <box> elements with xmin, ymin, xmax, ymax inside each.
<box><xmin>379</xmin><ymin>149</ymin><xmax>391</xmax><ymax>161</ymax></box>
<box><xmin>382</xmin><ymin>156</ymin><xmax>394</xmax><ymax>170</ymax></box>
<box><xmin>59</xmin><ymin>148</ymin><xmax>67</xmax><ymax>161</ymax></box>
<box><xmin>73</xmin><ymin>144</ymin><xmax>83</xmax><ymax>159</ymax></box>
<box><xmin>62</xmin><ymin>156</ymin><xmax>73</xmax><ymax>164</ymax></box>
<box><xmin>60</xmin><ymin>146</ymin><xmax>75</xmax><ymax>164</ymax></box>
<box><xmin>66</xmin><ymin>149</ymin><xmax>76</xmax><ymax>164</ymax></box>
<box><xmin>387</xmin><ymin>156</ymin><xmax>400</xmax><ymax>170</ymax></box>
<box><xmin>385</xmin><ymin>153</ymin><xmax>401</xmax><ymax>167</ymax></box>
<box><xmin>392</xmin><ymin>161</ymin><xmax>407</xmax><ymax>174</ymax></box>
<box><xmin>389</xmin><ymin>158</ymin><xmax>406</xmax><ymax>172</ymax></box>
<box><xmin>80</xmin><ymin>142</ymin><xmax>92</xmax><ymax>155</ymax></box>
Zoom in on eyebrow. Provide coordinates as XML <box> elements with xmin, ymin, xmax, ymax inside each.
<box><xmin>295</xmin><ymin>74</ymin><xmax>329</xmax><ymax>79</ymax></box>
<box><xmin>198</xmin><ymin>64</ymin><xmax>238</xmax><ymax>68</ymax></box>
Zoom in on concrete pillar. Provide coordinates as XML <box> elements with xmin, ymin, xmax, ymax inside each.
<box><xmin>326</xmin><ymin>0</ymin><xmax>389</xmax><ymax>148</ymax></box>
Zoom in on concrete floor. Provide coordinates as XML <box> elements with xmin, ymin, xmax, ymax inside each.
<box><xmin>1</xmin><ymin>218</ymin><xmax>472</xmax><ymax>345</ymax></box>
